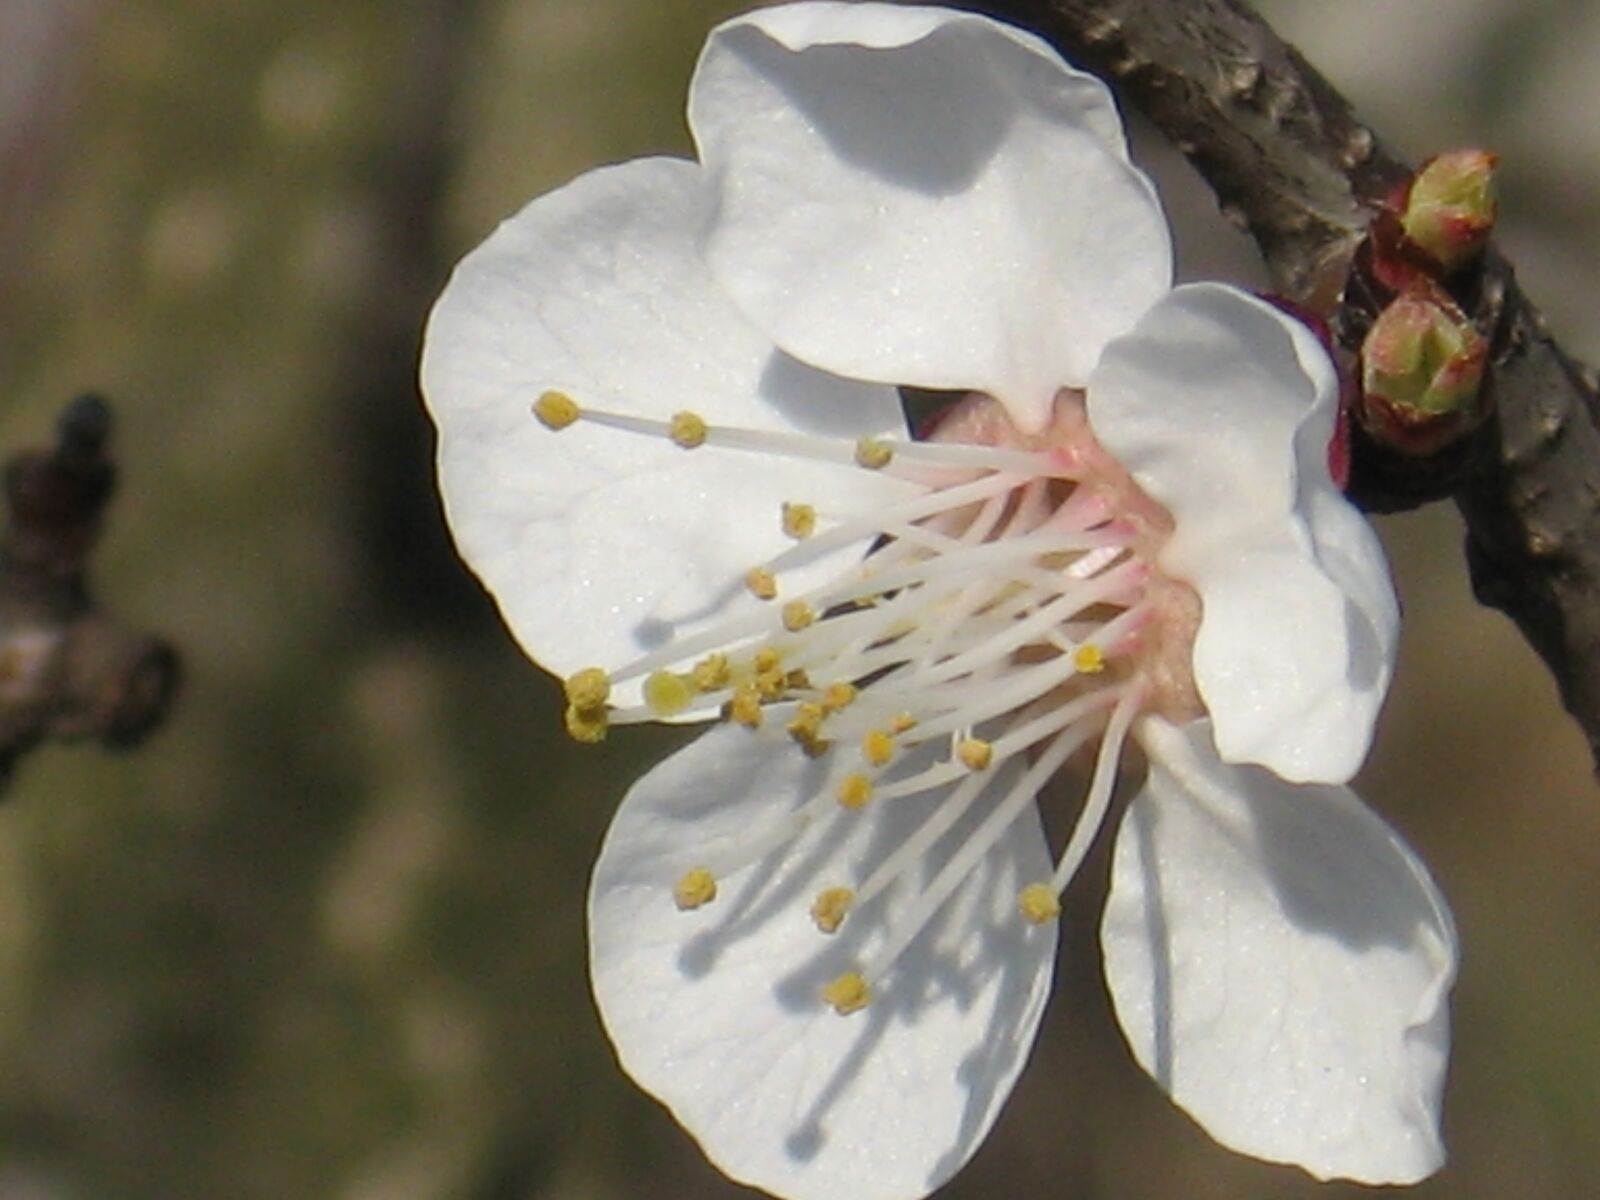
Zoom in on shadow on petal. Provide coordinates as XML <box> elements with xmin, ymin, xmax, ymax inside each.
<box><xmin>1128</xmin><ymin>798</ymin><xmax>1175</xmax><ymax>1087</ymax></box>
<box><xmin>731</xmin><ymin>31</ymin><xmax>1013</xmax><ymax>197</ymax></box>
<box><xmin>759</xmin><ymin>351</ymin><xmax>910</xmax><ymax>438</ymax></box>
<box><xmin>593</xmin><ymin>727</ymin><xmax>1059</xmax><ymax>1198</ymax></box>
<box><xmin>1342</xmin><ymin>593</ymin><xmax>1383</xmax><ymax>692</ymax></box>
<box><xmin>1102</xmin><ymin>719</ymin><xmax>1455</xmax><ymax>1184</ymax></box>
<box><xmin>1250</xmin><ymin>778</ymin><xmax>1438</xmax><ymax>950</ymax></box>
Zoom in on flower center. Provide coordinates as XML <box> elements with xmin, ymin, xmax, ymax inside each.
<box><xmin>535</xmin><ymin>387</ymin><xmax>1201</xmax><ymax>1015</ymax></box>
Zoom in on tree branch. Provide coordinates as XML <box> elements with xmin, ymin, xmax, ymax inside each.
<box><xmin>0</xmin><ymin>396</ymin><xmax>180</xmax><ymax>788</ymax></box>
<box><xmin>959</xmin><ymin>0</ymin><xmax>1600</xmax><ymax>775</ymax></box>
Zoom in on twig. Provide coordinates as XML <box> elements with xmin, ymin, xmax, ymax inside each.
<box><xmin>0</xmin><ymin>396</ymin><xmax>180</xmax><ymax>788</ymax></box>
<box><xmin>958</xmin><ymin>0</ymin><xmax>1600</xmax><ymax>774</ymax></box>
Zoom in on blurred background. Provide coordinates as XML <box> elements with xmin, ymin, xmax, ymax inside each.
<box><xmin>0</xmin><ymin>0</ymin><xmax>1596</xmax><ymax>1197</ymax></box>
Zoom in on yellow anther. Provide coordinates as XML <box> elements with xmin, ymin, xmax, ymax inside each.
<box><xmin>889</xmin><ymin>712</ymin><xmax>918</xmax><ymax>735</ymax></box>
<box><xmin>644</xmin><ymin>670</ymin><xmax>695</xmax><ymax>717</ymax></box>
<box><xmin>745</xmin><ymin>567</ymin><xmax>778</xmax><ymax>600</ymax></box>
<box><xmin>957</xmin><ymin>737</ymin><xmax>994</xmax><ymax>770</ymax></box>
<box><xmin>1018</xmin><ymin>883</ymin><xmax>1062</xmax><ymax>925</ymax></box>
<box><xmin>563</xmin><ymin>703</ymin><xmax>608</xmax><ymax>744</ymax></box>
<box><xmin>746</xmin><ymin>649</ymin><xmax>791</xmax><ymax>701</ymax></box>
<box><xmin>674</xmin><ymin>867</ymin><xmax>718</xmax><ymax>911</ymax></box>
<box><xmin>862</xmin><ymin>729</ymin><xmax>895</xmax><ymax>767</ymax></box>
<box><xmin>691</xmin><ymin>653</ymin><xmax>731</xmax><ymax>692</ymax></box>
<box><xmin>563</xmin><ymin>667</ymin><xmax>610</xmax><ymax>711</ymax></box>
<box><xmin>785</xmin><ymin>668</ymin><xmax>813</xmax><ymax>691</ymax></box>
<box><xmin>782</xmin><ymin>600</ymin><xmax>815</xmax><ymax>632</ymax></box>
<box><xmin>782</xmin><ymin>702</ymin><xmax>830</xmax><ymax>756</ymax></box>
<box><xmin>811</xmin><ymin>887</ymin><xmax>855</xmax><ymax>934</ymax></box>
<box><xmin>1074</xmin><ymin>644</ymin><xmax>1107</xmax><ymax>674</ymax></box>
<box><xmin>836</xmin><ymin>773</ymin><xmax>873</xmax><ymax>811</ymax></box>
<box><xmin>782</xmin><ymin>502</ymin><xmax>817</xmax><ymax>540</ymax></box>
<box><xmin>822</xmin><ymin>682</ymin><xmax>858</xmax><ymax>713</ymax></box>
<box><xmin>532</xmin><ymin>390</ymin><xmax>581</xmax><ymax>430</ymax></box>
<box><xmin>787</xmin><ymin>702</ymin><xmax>825</xmax><ymax>745</ymax></box>
<box><xmin>669</xmin><ymin>410</ymin><xmax>709</xmax><ymax>448</ymax></box>
<box><xmin>756</xmin><ymin>668</ymin><xmax>788</xmax><ymax>702</ymax></box>
<box><xmin>823</xmin><ymin>971</ymin><xmax>871</xmax><ymax>1015</ymax></box>
<box><xmin>727</xmin><ymin>684</ymin><xmax>763</xmax><ymax>729</ymax></box>
<box><xmin>854</xmin><ymin>437</ymin><xmax>894</xmax><ymax>469</ymax></box>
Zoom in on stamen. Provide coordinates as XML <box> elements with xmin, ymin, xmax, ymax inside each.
<box><xmin>821</xmin><ymin>682</ymin><xmax>858</xmax><ymax>712</ymax></box>
<box><xmin>540</xmin><ymin>389</ymin><xmax>1189</xmax><ymax>1019</ymax></box>
<box><xmin>781</xmin><ymin>502</ymin><xmax>816</xmax><ymax>540</ymax></box>
<box><xmin>862</xmin><ymin>729</ymin><xmax>895</xmax><ymax>767</ymax></box>
<box><xmin>836</xmin><ymin>773</ymin><xmax>873</xmax><ymax>810</ymax></box>
<box><xmin>1049</xmin><ymin>685</ymin><xmax>1144</xmax><ymax>893</ymax></box>
<box><xmin>786</xmin><ymin>702</ymin><xmax>825</xmax><ymax>747</ymax></box>
<box><xmin>772</xmin><ymin>559</ymin><xmax>1139</xmax><ymax>725</ymax></box>
<box><xmin>1066</xmin><ymin>543</ymin><xmax>1127</xmax><ymax>581</ymax></box>
<box><xmin>1017</xmin><ymin>883</ymin><xmax>1061</xmax><ymax>924</ymax></box>
<box><xmin>1043</xmin><ymin>482</ymin><xmax>1111</xmax><ymax>533</ymax></box>
<box><xmin>669</xmin><ymin>411</ymin><xmax>709</xmax><ymax>448</ymax></box>
<box><xmin>811</xmin><ymin>887</ymin><xmax>855</xmax><ymax>933</ymax></box>
<box><xmin>956</xmin><ymin>737</ymin><xmax>993</xmax><ymax>770</ymax></box>
<box><xmin>847</xmin><ymin>767</ymin><xmax>996</xmax><ymax>916</ymax></box>
<box><xmin>563</xmin><ymin>704</ymin><xmax>607</xmax><ymax>744</ymax></box>
<box><xmin>727</xmin><ymin>684</ymin><xmax>763</xmax><ymax>729</ymax></box>
<box><xmin>532</xmin><ymin>389</ymin><xmax>580</xmax><ymax>430</ymax></box>
<box><xmin>529</xmin><ymin>390</ymin><xmax>1065</xmax><ymax>478</ymax></box>
<box><xmin>870</xmin><ymin>690</ymin><xmax>1120</xmax><ymax>803</ymax></box>
<box><xmin>903</xmin><ymin>559</ymin><xmax>1144</xmax><ymax>689</ymax></box>
<box><xmin>882</xmin><ymin>440</ymin><xmax>1063</xmax><ymax>474</ymax></box>
<box><xmin>849</xmin><ymin>721</ymin><xmax>1095</xmax><ymax>999</ymax></box>
<box><xmin>762</xmin><ymin>472</ymin><xmax>1034</xmax><ymax>573</ymax></box>
<box><xmin>563</xmin><ymin>667</ymin><xmax>610</xmax><ymax>710</ymax></box>
<box><xmin>691</xmin><ymin>654</ymin><xmax>730</xmax><ymax>691</ymax></box>
<box><xmin>674</xmin><ymin>868</ymin><xmax>718</xmax><ymax>910</ymax></box>
<box><xmin>643</xmin><ymin>670</ymin><xmax>695</xmax><ymax>717</ymax></box>
<box><xmin>745</xmin><ymin>567</ymin><xmax>778</xmax><ymax>600</ymax></box>
<box><xmin>754</xmin><ymin>658</ymin><xmax>789</xmax><ymax>701</ymax></box>
<box><xmin>798</xmin><ymin>525</ymin><xmax>1128</xmax><ymax>618</ymax></box>
<box><xmin>683</xmin><ymin>721</ymin><xmax>953</xmax><ymax>898</ymax></box>
<box><xmin>781</xmin><ymin>600</ymin><xmax>816</xmax><ymax>632</ymax></box>
<box><xmin>822</xmin><ymin>971</ymin><xmax>871</xmax><ymax>1015</ymax></box>
<box><xmin>844</xmin><ymin>605</ymin><xmax>1143</xmax><ymax>751</ymax></box>
<box><xmin>854</xmin><ymin>437</ymin><xmax>894</xmax><ymax>469</ymax></box>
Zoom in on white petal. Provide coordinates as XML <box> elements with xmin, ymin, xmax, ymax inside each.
<box><xmin>589</xmin><ymin>724</ymin><xmax>1057</xmax><ymax>1200</ymax></box>
<box><xmin>1086</xmin><ymin>283</ymin><xmax>1398</xmax><ymax>782</ymax></box>
<box><xmin>690</xmin><ymin>2</ymin><xmax>1171</xmax><ymax>432</ymax></box>
<box><xmin>421</xmin><ymin>157</ymin><xmax>913</xmax><ymax>689</ymax></box>
<box><xmin>1102</xmin><ymin>717</ymin><xmax>1456</xmax><ymax>1185</ymax></box>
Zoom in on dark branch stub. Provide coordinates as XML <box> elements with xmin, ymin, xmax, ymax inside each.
<box><xmin>959</xmin><ymin>0</ymin><xmax>1600</xmax><ymax>774</ymax></box>
<box><xmin>0</xmin><ymin>395</ymin><xmax>180</xmax><ymax>788</ymax></box>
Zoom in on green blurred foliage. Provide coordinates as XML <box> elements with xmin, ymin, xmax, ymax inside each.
<box><xmin>0</xmin><ymin>1</ymin><xmax>1595</xmax><ymax>1198</ymax></box>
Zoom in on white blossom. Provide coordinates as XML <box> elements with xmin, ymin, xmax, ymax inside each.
<box><xmin>420</xmin><ymin>5</ymin><xmax>1458</xmax><ymax>1199</ymax></box>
